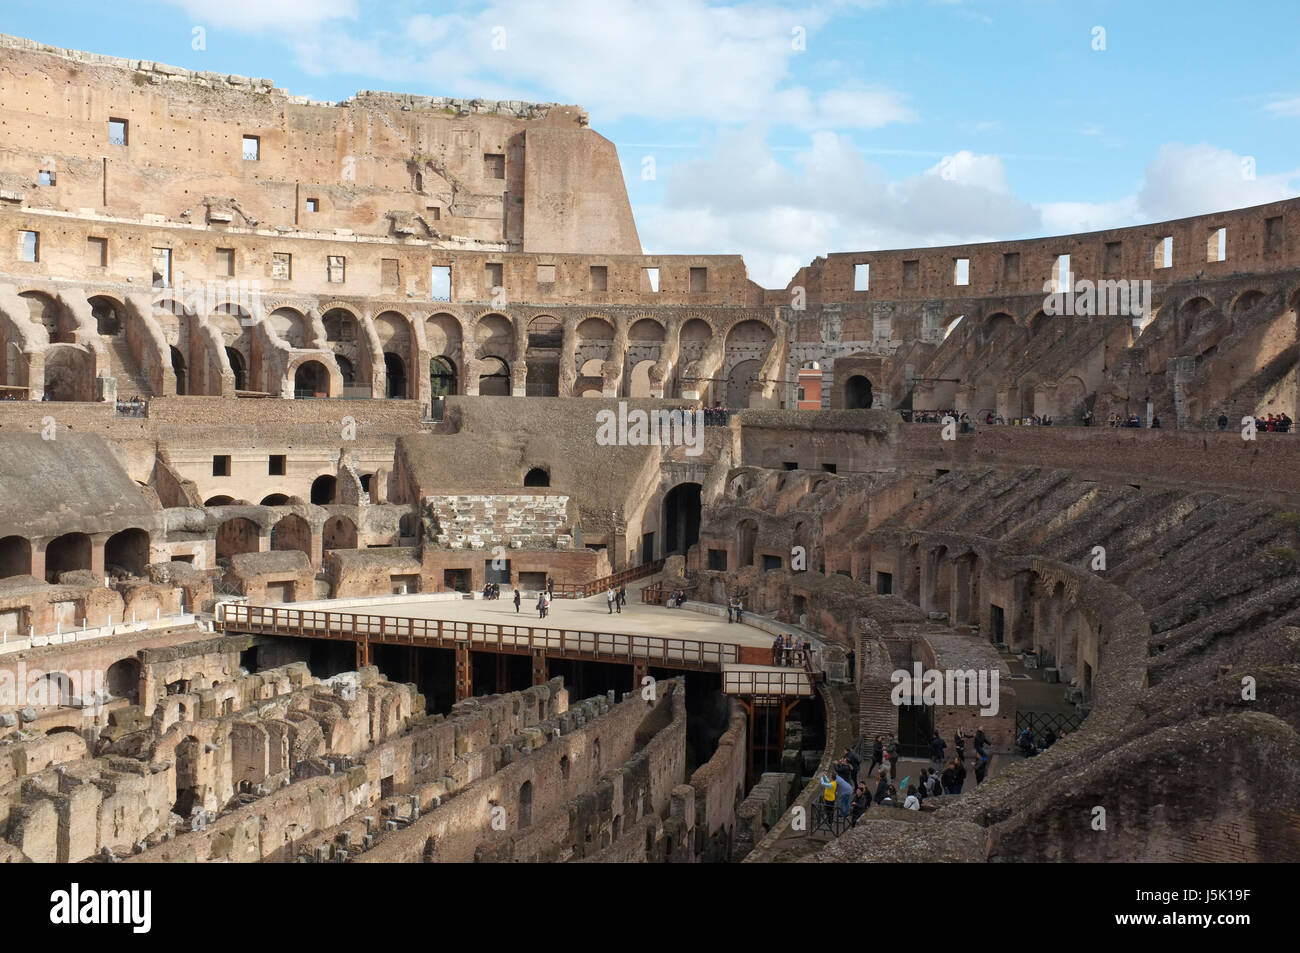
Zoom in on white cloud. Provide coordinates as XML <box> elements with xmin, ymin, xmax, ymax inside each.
<box><xmin>181</xmin><ymin>0</ymin><xmax>913</xmax><ymax>130</ymax></box>
<box><xmin>639</xmin><ymin>135</ymin><xmax>1300</xmax><ymax>288</ymax></box>
<box><xmin>160</xmin><ymin>0</ymin><xmax>357</xmax><ymax>31</ymax></box>
<box><xmin>1265</xmin><ymin>95</ymin><xmax>1300</xmax><ymax>118</ymax></box>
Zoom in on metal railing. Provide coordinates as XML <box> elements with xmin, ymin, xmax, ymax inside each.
<box><xmin>1015</xmin><ymin>710</ymin><xmax>1086</xmax><ymax>736</ymax></box>
<box><xmin>216</xmin><ymin>601</ymin><xmax>739</xmax><ymax>669</ymax></box>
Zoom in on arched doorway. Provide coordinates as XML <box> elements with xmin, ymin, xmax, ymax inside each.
<box><xmin>524</xmin><ymin>467</ymin><xmax>550</xmax><ymax>487</ymax></box>
<box><xmin>384</xmin><ymin>353</ymin><xmax>407</xmax><ymax>399</ymax></box>
<box><xmin>44</xmin><ymin>532</ymin><xmax>92</xmax><ymax>583</ymax></box>
<box><xmin>226</xmin><ymin>348</ymin><xmax>247</xmax><ymax>390</ymax></box>
<box><xmin>105</xmin><ymin>528</ymin><xmax>149</xmax><ymax>577</ymax></box>
<box><xmin>170</xmin><ymin>346</ymin><xmax>187</xmax><ymax>395</ymax></box>
<box><xmin>845</xmin><ymin>376</ymin><xmax>873</xmax><ymax>409</ymax></box>
<box><xmin>725</xmin><ymin>360</ymin><xmax>760</xmax><ymax>410</ymax></box>
<box><xmin>89</xmin><ymin>296</ymin><xmax>121</xmax><ymax>335</ymax></box>
<box><xmin>294</xmin><ymin>361</ymin><xmax>329</xmax><ymax>398</ymax></box>
<box><xmin>215</xmin><ymin>518</ymin><xmax>260</xmax><ymax>560</ymax></box>
<box><xmin>0</xmin><ymin>535</ymin><xmax>32</xmax><ymax>578</ymax></box>
<box><xmin>310</xmin><ymin>475</ymin><xmax>337</xmax><ymax>505</ymax></box>
<box><xmin>430</xmin><ymin>357</ymin><xmax>456</xmax><ymax>399</ymax></box>
<box><xmin>737</xmin><ymin>519</ymin><xmax>757</xmax><ymax>567</ymax></box>
<box><xmin>260</xmin><ymin>494</ymin><xmax>290</xmax><ymax>506</ymax></box>
<box><xmin>270</xmin><ymin>515</ymin><xmax>312</xmax><ymax>556</ymax></box>
<box><xmin>478</xmin><ymin>357</ymin><xmax>510</xmax><ymax>396</ymax></box>
<box><xmin>323</xmin><ymin>516</ymin><xmax>357</xmax><ymax>552</ymax></box>
<box><xmin>106</xmin><ymin>658</ymin><xmax>141</xmax><ymax>700</ymax></box>
<box><xmin>662</xmin><ymin>483</ymin><xmax>702</xmax><ymax>556</ymax></box>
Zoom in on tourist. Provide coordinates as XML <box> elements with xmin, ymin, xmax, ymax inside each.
<box><xmin>618</xmin><ymin>585</ymin><xmax>627</xmax><ymax>609</ymax></box>
<box><xmin>513</xmin><ymin>589</ymin><xmax>521</xmax><ymax>613</ymax></box>
<box><xmin>735</xmin><ymin>598</ymin><xmax>744</xmax><ymax>623</ymax></box>
<box><xmin>1218</xmin><ymin>412</ymin><xmax>1229</xmax><ymax>430</ymax></box>
<box><xmin>819</xmin><ymin>773</ymin><xmax>837</xmax><ymax>825</ymax></box>
<box><xmin>547</xmin><ymin>577</ymin><xmax>554</xmax><ymax>599</ymax></box>
<box><xmin>607</xmin><ymin>587</ymin><xmax>616</xmax><ymax>614</ymax></box>
<box><xmin>873</xmin><ymin>770</ymin><xmax>892</xmax><ymax>805</ymax></box>
<box><xmin>782</xmin><ymin>634</ymin><xmax>793</xmax><ymax>666</ymax></box>
<box><xmin>843</xmin><ymin>746</ymin><xmax>861</xmax><ymax>785</ymax></box>
<box><xmin>974</xmin><ymin>727</ymin><xmax>989</xmax><ymax>759</ymax></box>
<box><xmin>903</xmin><ymin>785</ymin><xmax>920</xmax><ymax>810</ymax></box>
<box><xmin>974</xmin><ymin>752</ymin><xmax>989</xmax><ymax>785</ymax></box>
<box><xmin>953</xmin><ymin>726</ymin><xmax>968</xmax><ymax>762</ymax></box>
<box><xmin>929</xmin><ymin>731</ymin><xmax>946</xmax><ymax>767</ymax></box>
<box><xmin>772</xmin><ymin>635</ymin><xmax>783</xmax><ymax>666</ymax></box>
<box><xmin>916</xmin><ymin>768</ymin><xmax>930</xmax><ymax>803</ymax></box>
<box><xmin>886</xmin><ymin>734</ymin><xmax>899</xmax><ymax>780</ymax></box>
<box><xmin>940</xmin><ymin>760</ymin><xmax>958</xmax><ymax>795</ymax></box>
<box><xmin>835</xmin><ymin>770</ymin><xmax>853</xmax><ymax>818</ymax></box>
<box><xmin>850</xmin><ymin>783</ymin><xmax>870</xmax><ymax>823</ymax></box>
<box><xmin>952</xmin><ymin>757</ymin><xmax>967</xmax><ymax>794</ymax></box>
<box><xmin>924</xmin><ymin>770</ymin><xmax>941</xmax><ymax>798</ymax></box>
<box><xmin>727</xmin><ymin>599</ymin><xmax>734</xmax><ymax>623</ymax></box>
<box><xmin>1043</xmin><ymin>728</ymin><xmax>1057</xmax><ymax>748</ymax></box>
<box><xmin>870</xmin><ymin>735</ymin><xmax>884</xmax><ymax>774</ymax></box>
<box><xmin>536</xmin><ymin>593</ymin><xmax>546</xmax><ymax>618</ymax></box>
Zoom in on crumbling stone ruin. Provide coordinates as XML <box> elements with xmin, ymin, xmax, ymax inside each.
<box><xmin>0</xmin><ymin>31</ymin><xmax>1297</xmax><ymax>865</ymax></box>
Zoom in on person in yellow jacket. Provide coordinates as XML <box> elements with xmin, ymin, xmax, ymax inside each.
<box><xmin>819</xmin><ymin>772</ymin><xmax>837</xmax><ymax>825</ymax></box>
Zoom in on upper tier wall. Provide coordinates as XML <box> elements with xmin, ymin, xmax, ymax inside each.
<box><xmin>774</xmin><ymin>197</ymin><xmax>1300</xmax><ymax>305</ymax></box>
<box><xmin>0</xmin><ymin>34</ymin><xmax>639</xmax><ymax>254</ymax></box>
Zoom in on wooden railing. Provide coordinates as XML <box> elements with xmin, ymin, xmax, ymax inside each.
<box><xmin>216</xmin><ymin>601</ymin><xmax>738</xmax><ymax>670</ymax></box>
<box><xmin>641</xmin><ymin>582</ymin><xmax>698</xmax><ymax>606</ymax></box>
<box><xmin>722</xmin><ymin>663</ymin><xmax>817</xmax><ymax>698</ymax></box>
<box><xmin>552</xmin><ymin>559</ymin><xmax>666</xmax><ymax>599</ymax></box>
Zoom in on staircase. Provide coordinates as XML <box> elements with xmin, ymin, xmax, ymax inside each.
<box><xmin>103</xmin><ymin>334</ymin><xmax>152</xmax><ymax>397</ymax></box>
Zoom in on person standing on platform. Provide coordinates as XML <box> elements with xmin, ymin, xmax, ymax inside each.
<box><xmin>513</xmin><ymin>589</ymin><xmax>521</xmax><ymax>613</ymax></box>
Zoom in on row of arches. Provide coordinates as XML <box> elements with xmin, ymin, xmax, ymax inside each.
<box><xmin>0</xmin><ymin>528</ymin><xmax>150</xmax><ymax>583</ymax></box>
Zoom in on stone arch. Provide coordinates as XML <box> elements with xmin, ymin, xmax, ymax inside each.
<box><xmin>45</xmin><ymin>532</ymin><xmax>92</xmax><ymax>582</ymax></box>
<box><xmin>984</xmin><ymin>312</ymin><xmax>1016</xmax><ymax>342</ymax></box>
<box><xmin>215</xmin><ymin>517</ymin><xmax>260</xmax><ymax>560</ymax></box>
<box><xmin>574</xmin><ymin>317</ymin><xmax>615</xmax><ymax>383</ymax></box>
<box><xmin>323</xmin><ymin>307</ymin><xmax>360</xmax><ymax>343</ymax></box>
<box><xmin>205</xmin><ymin>496</ymin><xmax>238</xmax><ymax>506</ymax></box>
<box><xmin>106</xmin><ymin>658</ymin><xmax>141</xmax><ymax>700</ymax></box>
<box><xmin>1028</xmin><ymin>309</ymin><xmax>1055</xmax><ymax>337</ymax></box>
<box><xmin>0</xmin><ymin>535</ymin><xmax>32</xmax><ymax>578</ymax></box>
<box><xmin>323</xmin><ymin>515</ymin><xmax>357</xmax><ymax>552</ymax></box>
<box><xmin>383</xmin><ymin>353</ymin><xmax>407</xmax><ymax>398</ymax></box>
<box><xmin>1230</xmin><ymin>289</ymin><xmax>1266</xmax><ymax>315</ymax></box>
<box><xmin>1057</xmin><ymin>375</ymin><xmax>1088</xmax><ymax>419</ymax></box>
<box><xmin>271</xmin><ymin>515</ymin><xmax>312</xmax><ymax>556</ymax></box>
<box><xmin>294</xmin><ymin>360</ymin><xmax>331</xmax><ymax>398</ymax></box>
<box><xmin>478</xmin><ymin>356</ymin><xmax>511</xmax><ymax>396</ymax></box>
<box><xmin>41</xmin><ymin>344</ymin><xmax>95</xmax><ymax>401</ymax></box>
<box><xmin>89</xmin><ymin>295</ymin><xmax>123</xmax><ymax>335</ymax></box>
<box><xmin>267</xmin><ymin>307</ymin><xmax>308</xmax><ymax>349</ymax></box>
<box><xmin>19</xmin><ymin>290</ymin><xmax>66</xmax><ymax>342</ymax></box>
<box><xmin>627</xmin><ymin>360</ymin><xmax>655</xmax><ymax>398</ymax></box>
<box><xmin>726</xmin><ymin>359</ymin><xmax>761</xmax><ymax>409</ymax></box>
<box><xmin>225</xmin><ymin>347</ymin><xmax>248</xmax><ymax>390</ymax></box>
<box><xmin>723</xmin><ymin>320</ymin><xmax>774</xmax><ymax>406</ymax></box>
<box><xmin>1176</xmin><ymin>296</ymin><xmax>1213</xmax><ymax>345</ymax></box>
<box><xmin>261</xmin><ymin>494</ymin><xmax>290</xmax><ymax>506</ymax></box>
<box><xmin>844</xmin><ymin>375</ymin><xmax>873</xmax><ymax>410</ymax></box>
<box><xmin>524</xmin><ymin>467</ymin><xmax>550</xmax><ymax>487</ymax></box>
<box><xmin>474</xmin><ymin>313</ymin><xmax>515</xmax><ymax>359</ymax></box>
<box><xmin>525</xmin><ymin>314</ymin><xmax>561</xmax><ymax>397</ymax></box>
<box><xmin>679</xmin><ymin>318</ymin><xmax>713</xmax><ymax>363</ymax></box>
<box><xmin>429</xmin><ymin>356</ymin><xmax>456</xmax><ymax>399</ymax></box>
<box><xmin>105</xmin><ymin>528</ymin><xmax>150</xmax><ymax>577</ymax></box>
<box><xmin>310</xmin><ymin>475</ymin><xmax>337</xmax><ymax>505</ymax></box>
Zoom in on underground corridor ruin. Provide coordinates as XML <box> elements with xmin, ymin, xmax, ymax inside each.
<box><xmin>0</xmin><ymin>32</ymin><xmax>1297</xmax><ymax>865</ymax></box>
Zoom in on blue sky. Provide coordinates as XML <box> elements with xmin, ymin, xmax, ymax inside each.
<box><xmin>4</xmin><ymin>0</ymin><xmax>1297</xmax><ymax>286</ymax></box>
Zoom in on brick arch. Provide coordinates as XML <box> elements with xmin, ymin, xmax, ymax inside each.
<box><xmin>1229</xmin><ymin>288</ymin><xmax>1268</xmax><ymax>315</ymax></box>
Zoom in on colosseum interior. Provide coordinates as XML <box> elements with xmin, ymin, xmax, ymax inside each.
<box><xmin>0</xmin><ymin>30</ymin><xmax>1296</xmax><ymax>876</ymax></box>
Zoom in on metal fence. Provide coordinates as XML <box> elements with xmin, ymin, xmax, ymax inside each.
<box><xmin>1015</xmin><ymin>710</ymin><xmax>1086</xmax><ymax>736</ymax></box>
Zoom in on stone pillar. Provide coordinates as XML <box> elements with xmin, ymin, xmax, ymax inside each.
<box><xmin>455</xmin><ymin>643</ymin><xmax>472</xmax><ymax>701</ymax></box>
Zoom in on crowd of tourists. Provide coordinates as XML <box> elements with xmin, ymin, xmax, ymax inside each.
<box><xmin>115</xmin><ymin>395</ymin><xmax>148</xmax><ymax>417</ymax></box>
<box><xmin>606</xmin><ymin>585</ymin><xmax>628</xmax><ymax>613</ymax></box>
<box><xmin>1215</xmin><ymin>411</ymin><xmax>1293</xmax><ymax>432</ymax></box>
<box><xmin>700</xmin><ymin>402</ymin><xmax>731</xmax><ymax>427</ymax></box>
<box><xmin>819</xmin><ymin>726</ymin><xmax>1004</xmax><ymax>829</ymax></box>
